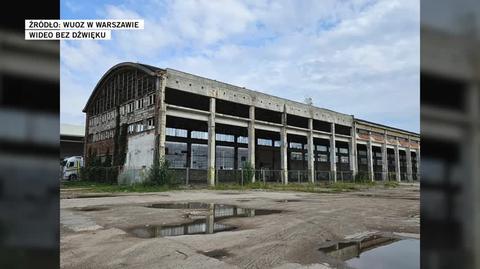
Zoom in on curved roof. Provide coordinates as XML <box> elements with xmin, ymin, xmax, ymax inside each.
<box><xmin>82</xmin><ymin>62</ymin><xmax>165</xmax><ymax>112</ymax></box>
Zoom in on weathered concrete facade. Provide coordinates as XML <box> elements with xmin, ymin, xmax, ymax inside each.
<box><xmin>83</xmin><ymin>62</ymin><xmax>420</xmax><ymax>184</ymax></box>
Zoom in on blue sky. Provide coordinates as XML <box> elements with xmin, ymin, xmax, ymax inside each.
<box><xmin>60</xmin><ymin>0</ymin><xmax>419</xmax><ymax>132</ymax></box>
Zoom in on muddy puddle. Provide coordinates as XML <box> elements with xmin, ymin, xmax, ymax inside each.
<box><xmin>198</xmin><ymin>249</ymin><xmax>231</xmax><ymax>260</ymax></box>
<box><xmin>319</xmin><ymin>234</ymin><xmax>419</xmax><ymax>269</ymax></box>
<box><xmin>74</xmin><ymin>206</ymin><xmax>110</xmax><ymax>212</ymax></box>
<box><xmin>129</xmin><ymin>203</ymin><xmax>281</xmax><ymax>238</ymax></box>
<box><xmin>275</xmin><ymin>199</ymin><xmax>303</xmax><ymax>203</ymax></box>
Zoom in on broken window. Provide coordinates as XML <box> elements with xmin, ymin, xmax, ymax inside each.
<box><xmin>147</xmin><ymin>118</ymin><xmax>155</xmax><ymax>130</ymax></box>
<box><xmin>257</xmin><ymin>138</ymin><xmax>272</xmax><ymax>146</ymax></box>
<box><xmin>316</xmin><ymin>145</ymin><xmax>327</xmax><ymax>152</ymax></box>
<box><xmin>216</xmin><ymin>133</ymin><xmax>235</xmax><ymax>142</ymax></box>
<box><xmin>147</xmin><ymin>94</ymin><xmax>156</xmax><ymax>106</ymax></box>
<box><xmin>128</xmin><ymin>124</ymin><xmax>135</xmax><ymax>134</ymax></box>
<box><xmin>238</xmin><ymin>148</ymin><xmax>248</xmax><ymax>168</ymax></box>
<box><xmin>216</xmin><ymin>146</ymin><xmax>235</xmax><ymax>170</ymax></box>
<box><xmin>136</xmin><ymin>122</ymin><xmax>144</xmax><ymax>133</ymax></box>
<box><xmin>127</xmin><ymin>102</ymin><xmax>135</xmax><ymax>113</ymax></box>
<box><xmin>289</xmin><ymin>142</ymin><xmax>303</xmax><ymax>149</ymax></box>
<box><xmin>136</xmin><ymin>99</ymin><xmax>144</xmax><ymax>110</ymax></box>
<box><xmin>318</xmin><ymin>154</ymin><xmax>328</xmax><ymax>162</ymax></box>
<box><xmin>191</xmin><ymin>131</ymin><xmax>208</xmax><ymax>140</ymax></box>
<box><xmin>191</xmin><ymin>144</ymin><xmax>208</xmax><ymax>169</ymax></box>
<box><xmin>237</xmin><ymin>136</ymin><xmax>248</xmax><ymax>144</ymax></box>
<box><xmin>290</xmin><ymin>152</ymin><xmax>303</xmax><ymax>160</ymax></box>
<box><xmin>166</xmin><ymin>127</ymin><xmax>188</xmax><ymax>137</ymax></box>
<box><xmin>165</xmin><ymin>142</ymin><xmax>187</xmax><ymax>168</ymax></box>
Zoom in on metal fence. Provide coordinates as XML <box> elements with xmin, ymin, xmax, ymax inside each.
<box><xmin>75</xmin><ymin>166</ymin><xmax>122</xmax><ymax>183</ymax></box>
<box><xmin>254</xmin><ymin>169</ymin><xmax>283</xmax><ymax>184</ymax></box>
<box><xmin>287</xmin><ymin>170</ymin><xmax>309</xmax><ymax>183</ymax></box>
<box><xmin>78</xmin><ymin>166</ymin><xmax>420</xmax><ymax>185</ymax></box>
<box><xmin>355</xmin><ymin>171</ymin><xmax>421</xmax><ymax>182</ymax></box>
<box><xmin>337</xmin><ymin>171</ymin><xmax>354</xmax><ymax>182</ymax></box>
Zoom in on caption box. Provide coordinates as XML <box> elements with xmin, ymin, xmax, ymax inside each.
<box><xmin>25</xmin><ymin>19</ymin><xmax>144</xmax><ymax>40</ymax></box>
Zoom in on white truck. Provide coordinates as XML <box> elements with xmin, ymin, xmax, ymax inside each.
<box><xmin>61</xmin><ymin>156</ymin><xmax>84</xmax><ymax>180</ymax></box>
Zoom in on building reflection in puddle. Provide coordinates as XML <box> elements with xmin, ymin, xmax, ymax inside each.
<box><xmin>129</xmin><ymin>203</ymin><xmax>279</xmax><ymax>238</ymax></box>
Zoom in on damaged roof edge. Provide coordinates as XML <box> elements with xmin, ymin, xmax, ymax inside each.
<box><xmin>355</xmin><ymin>118</ymin><xmax>419</xmax><ymax>137</ymax></box>
<box><xmin>165</xmin><ymin>68</ymin><xmax>354</xmax><ymax>120</ymax></box>
<box><xmin>83</xmin><ymin>63</ymin><xmax>418</xmax><ymax>136</ymax></box>
<box><xmin>82</xmin><ymin>62</ymin><xmax>166</xmax><ymax>112</ymax></box>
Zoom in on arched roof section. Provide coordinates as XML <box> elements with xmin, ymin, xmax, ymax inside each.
<box><xmin>82</xmin><ymin>62</ymin><xmax>164</xmax><ymax>112</ymax></box>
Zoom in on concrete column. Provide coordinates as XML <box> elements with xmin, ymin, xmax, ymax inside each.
<box><xmin>366</xmin><ymin>132</ymin><xmax>374</xmax><ymax>181</ymax></box>
<box><xmin>186</xmin><ymin>130</ymin><xmax>192</xmax><ymax>168</ymax></box>
<box><xmin>155</xmin><ymin>74</ymin><xmax>167</xmax><ymax>160</ymax></box>
<box><xmin>349</xmin><ymin>124</ymin><xmax>357</xmax><ymax>178</ymax></box>
<box><xmin>280</xmin><ymin>106</ymin><xmax>288</xmax><ymax>184</ymax></box>
<box><xmin>248</xmin><ymin>105</ymin><xmax>256</xmax><ymax>182</ymax></box>
<box><xmin>307</xmin><ymin>118</ymin><xmax>315</xmax><ymax>183</ymax></box>
<box><xmin>330</xmin><ymin>123</ymin><xmax>337</xmax><ymax>182</ymax></box>
<box><xmin>207</xmin><ymin>98</ymin><xmax>216</xmax><ymax>186</ymax></box>
<box><xmin>382</xmin><ymin>132</ymin><xmax>388</xmax><ymax>181</ymax></box>
<box><xmin>233</xmin><ymin>135</ymin><xmax>239</xmax><ymax>170</ymax></box>
<box><xmin>394</xmin><ymin>140</ymin><xmax>401</xmax><ymax>182</ymax></box>
<box><xmin>406</xmin><ymin>138</ymin><xmax>413</xmax><ymax>181</ymax></box>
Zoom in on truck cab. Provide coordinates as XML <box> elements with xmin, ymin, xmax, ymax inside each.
<box><xmin>61</xmin><ymin>156</ymin><xmax>84</xmax><ymax>180</ymax></box>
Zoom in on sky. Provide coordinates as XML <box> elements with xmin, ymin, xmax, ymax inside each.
<box><xmin>60</xmin><ymin>0</ymin><xmax>419</xmax><ymax>132</ymax></box>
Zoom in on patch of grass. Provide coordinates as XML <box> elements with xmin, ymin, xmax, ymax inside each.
<box><xmin>384</xmin><ymin>181</ymin><xmax>399</xmax><ymax>188</ymax></box>
<box><xmin>209</xmin><ymin>181</ymin><xmax>377</xmax><ymax>193</ymax></box>
<box><xmin>209</xmin><ymin>182</ymin><xmax>272</xmax><ymax>191</ymax></box>
<box><xmin>61</xmin><ymin>180</ymin><xmax>177</xmax><ymax>193</ymax></box>
<box><xmin>63</xmin><ymin>179</ymin><xmax>389</xmax><ymax>194</ymax></box>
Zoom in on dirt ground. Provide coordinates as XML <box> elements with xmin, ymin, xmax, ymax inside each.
<box><xmin>60</xmin><ymin>184</ymin><xmax>419</xmax><ymax>269</ymax></box>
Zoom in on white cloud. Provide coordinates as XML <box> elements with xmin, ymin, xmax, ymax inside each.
<box><xmin>61</xmin><ymin>0</ymin><xmax>419</xmax><ymax>132</ymax></box>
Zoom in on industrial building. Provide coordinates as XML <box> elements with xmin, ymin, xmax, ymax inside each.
<box><xmin>83</xmin><ymin>62</ymin><xmax>420</xmax><ymax>185</ymax></box>
<box><xmin>60</xmin><ymin>123</ymin><xmax>85</xmax><ymax>159</ymax></box>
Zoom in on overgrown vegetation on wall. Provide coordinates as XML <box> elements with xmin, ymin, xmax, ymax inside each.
<box><xmin>113</xmin><ymin>111</ymin><xmax>128</xmax><ymax>167</ymax></box>
<box><xmin>80</xmin><ymin>150</ymin><xmax>118</xmax><ymax>183</ymax></box>
<box><xmin>81</xmin><ymin>108</ymin><xmax>126</xmax><ymax>184</ymax></box>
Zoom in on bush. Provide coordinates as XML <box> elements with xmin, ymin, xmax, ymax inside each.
<box><xmin>242</xmin><ymin>162</ymin><xmax>255</xmax><ymax>184</ymax></box>
<box><xmin>146</xmin><ymin>158</ymin><xmax>173</xmax><ymax>186</ymax></box>
<box><xmin>80</xmin><ymin>166</ymin><xmax>118</xmax><ymax>184</ymax></box>
<box><xmin>384</xmin><ymin>181</ymin><xmax>399</xmax><ymax>188</ymax></box>
<box><xmin>354</xmin><ymin>171</ymin><xmax>371</xmax><ymax>183</ymax></box>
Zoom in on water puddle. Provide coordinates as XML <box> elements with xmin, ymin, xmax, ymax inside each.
<box><xmin>64</xmin><ymin>194</ymin><xmax>117</xmax><ymax>199</ymax></box>
<box><xmin>130</xmin><ymin>203</ymin><xmax>281</xmax><ymax>238</ymax></box>
<box><xmin>147</xmin><ymin>202</ymin><xmax>208</xmax><ymax>209</ymax></box>
<box><xmin>74</xmin><ymin>206</ymin><xmax>109</xmax><ymax>212</ymax></box>
<box><xmin>199</xmin><ymin>249</ymin><xmax>231</xmax><ymax>260</ymax></box>
<box><xmin>275</xmin><ymin>199</ymin><xmax>302</xmax><ymax>203</ymax></box>
<box><xmin>319</xmin><ymin>234</ymin><xmax>419</xmax><ymax>269</ymax></box>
